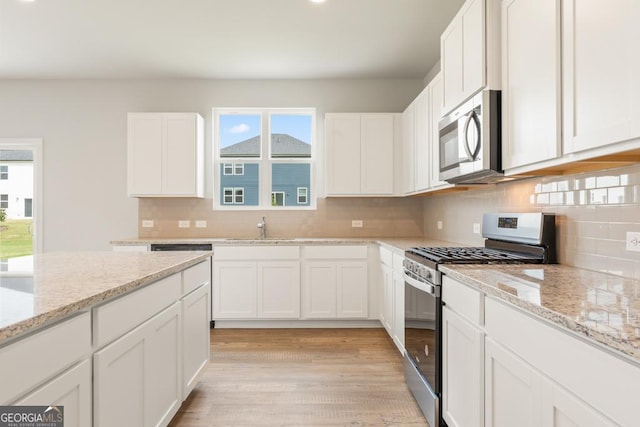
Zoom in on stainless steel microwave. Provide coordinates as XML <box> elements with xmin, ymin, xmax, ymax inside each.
<box><xmin>438</xmin><ymin>90</ymin><xmax>503</xmax><ymax>184</ymax></box>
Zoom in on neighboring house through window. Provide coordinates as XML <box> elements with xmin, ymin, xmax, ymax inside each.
<box><xmin>214</xmin><ymin>108</ymin><xmax>315</xmax><ymax>209</ymax></box>
<box><xmin>0</xmin><ymin>194</ymin><xmax>8</xmax><ymax>209</ymax></box>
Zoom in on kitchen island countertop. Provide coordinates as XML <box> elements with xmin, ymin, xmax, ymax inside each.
<box><xmin>0</xmin><ymin>251</ymin><xmax>212</xmax><ymax>345</ymax></box>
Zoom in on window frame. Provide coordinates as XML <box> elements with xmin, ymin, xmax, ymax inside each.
<box><xmin>0</xmin><ymin>194</ymin><xmax>8</xmax><ymax>209</ymax></box>
<box><xmin>0</xmin><ymin>165</ymin><xmax>7</xmax><ymax>180</ymax></box>
<box><xmin>213</xmin><ymin>107</ymin><xmax>316</xmax><ymax>210</ymax></box>
<box><xmin>297</xmin><ymin>187</ymin><xmax>308</xmax><ymax>205</ymax></box>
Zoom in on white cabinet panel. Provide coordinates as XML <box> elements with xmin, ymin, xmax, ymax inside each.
<box><xmin>379</xmin><ymin>261</ymin><xmax>393</xmax><ymax>334</ymax></box>
<box><xmin>562</xmin><ymin>0</ymin><xmax>640</xmax><ymax>154</ymax></box>
<box><xmin>336</xmin><ymin>262</ymin><xmax>368</xmax><ymax>318</ymax></box>
<box><xmin>257</xmin><ymin>261</ymin><xmax>300</xmax><ymax>318</ymax></box>
<box><xmin>15</xmin><ymin>360</ymin><xmax>92</xmax><ymax>427</ymax></box>
<box><xmin>542</xmin><ymin>380</ymin><xmax>616</xmax><ymax>427</ymax></box>
<box><xmin>414</xmin><ymin>87</ymin><xmax>430</xmax><ymax>192</ymax></box>
<box><xmin>182</xmin><ymin>284</ymin><xmax>210</xmax><ymax>398</ymax></box>
<box><xmin>502</xmin><ymin>0</ymin><xmax>561</xmax><ymax>170</ymax></box>
<box><xmin>127</xmin><ymin>113</ymin><xmax>204</xmax><ymax>197</ymax></box>
<box><xmin>442</xmin><ymin>307</ymin><xmax>483</xmax><ymax>427</ymax></box>
<box><xmin>303</xmin><ymin>262</ymin><xmax>338</xmax><ymax>319</ymax></box>
<box><xmin>402</xmin><ymin>102</ymin><xmax>416</xmax><ymax>193</ymax></box>
<box><xmin>429</xmin><ymin>73</ymin><xmax>448</xmax><ymax>189</ymax></box>
<box><xmin>94</xmin><ymin>303</ymin><xmax>182</xmax><ymax>427</ymax></box>
<box><xmin>213</xmin><ymin>262</ymin><xmax>258</xmax><ymax>318</ymax></box>
<box><xmin>485</xmin><ymin>338</ymin><xmax>543</xmax><ymax>427</ymax></box>
<box><xmin>325</xmin><ymin>113</ymin><xmax>398</xmax><ymax>196</ymax></box>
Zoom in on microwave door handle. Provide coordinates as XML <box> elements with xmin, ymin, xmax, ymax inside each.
<box><xmin>463</xmin><ymin>111</ymin><xmax>482</xmax><ymax>161</ymax></box>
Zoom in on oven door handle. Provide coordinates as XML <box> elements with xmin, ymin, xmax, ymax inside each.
<box><xmin>403</xmin><ymin>271</ymin><xmax>436</xmax><ymax>295</ymax></box>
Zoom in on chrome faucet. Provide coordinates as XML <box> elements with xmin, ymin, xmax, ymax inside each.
<box><xmin>257</xmin><ymin>216</ymin><xmax>266</xmax><ymax>240</ymax></box>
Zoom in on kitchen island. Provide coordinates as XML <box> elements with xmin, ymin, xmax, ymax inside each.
<box><xmin>0</xmin><ymin>251</ymin><xmax>212</xmax><ymax>427</ymax></box>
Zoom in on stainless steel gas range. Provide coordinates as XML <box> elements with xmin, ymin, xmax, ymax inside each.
<box><xmin>403</xmin><ymin>212</ymin><xmax>557</xmax><ymax>427</ymax></box>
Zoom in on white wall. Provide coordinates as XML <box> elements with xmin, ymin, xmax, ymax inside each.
<box><xmin>0</xmin><ymin>79</ymin><xmax>423</xmax><ymax>250</ymax></box>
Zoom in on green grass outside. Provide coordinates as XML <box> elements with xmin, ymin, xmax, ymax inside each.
<box><xmin>0</xmin><ymin>219</ymin><xmax>34</xmax><ymax>260</ymax></box>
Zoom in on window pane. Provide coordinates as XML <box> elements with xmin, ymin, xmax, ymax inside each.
<box><xmin>234</xmin><ymin>164</ymin><xmax>244</xmax><ymax>175</ymax></box>
<box><xmin>220</xmin><ymin>164</ymin><xmax>259</xmax><ymax>206</ymax></box>
<box><xmin>271</xmin><ymin>164</ymin><xmax>310</xmax><ymax>206</ymax></box>
<box><xmin>270</xmin><ymin>114</ymin><xmax>312</xmax><ymax>158</ymax></box>
<box><xmin>271</xmin><ymin>192</ymin><xmax>285</xmax><ymax>207</ymax></box>
<box><xmin>223</xmin><ymin>163</ymin><xmax>233</xmax><ymax>175</ymax></box>
<box><xmin>297</xmin><ymin>187</ymin><xmax>308</xmax><ymax>204</ymax></box>
<box><xmin>219</xmin><ymin>114</ymin><xmax>261</xmax><ymax>158</ymax></box>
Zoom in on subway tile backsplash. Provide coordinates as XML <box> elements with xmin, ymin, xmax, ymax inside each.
<box><xmin>423</xmin><ymin>163</ymin><xmax>640</xmax><ymax>280</ymax></box>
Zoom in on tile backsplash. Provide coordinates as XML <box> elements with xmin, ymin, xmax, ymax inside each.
<box><xmin>423</xmin><ymin>163</ymin><xmax>640</xmax><ymax>280</ymax></box>
<box><xmin>138</xmin><ymin>196</ymin><xmax>425</xmax><ymax>240</ymax></box>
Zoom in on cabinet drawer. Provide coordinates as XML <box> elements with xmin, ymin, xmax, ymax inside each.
<box><xmin>0</xmin><ymin>312</ymin><xmax>91</xmax><ymax>403</ymax></box>
<box><xmin>485</xmin><ymin>297</ymin><xmax>639</xmax><ymax>427</ymax></box>
<box><xmin>93</xmin><ymin>273</ymin><xmax>181</xmax><ymax>348</ymax></box>
<box><xmin>442</xmin><ymin>275</ymin><xmax>482</xmax><ymax>325</ymax></box>
<box><xmin>183</xmin><ymin>259</ymin><xmax>211</xmax><ymax>295</ymax></box>
<box><xmin>214</xmin><ymin>245</ymin><xmax>300</xmax><ymax>260</ymax></box>
<box><xmin>304</xmin><ymin>245</ymin><xmax>367</xmax><ymax>259</ymax></box>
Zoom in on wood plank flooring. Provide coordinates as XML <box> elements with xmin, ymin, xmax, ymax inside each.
<box><xmin>170</xmin><ymin>328</ymin><xmax>429</xmax><ymax>426</ymax></box>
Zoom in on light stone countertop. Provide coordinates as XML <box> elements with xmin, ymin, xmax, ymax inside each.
<box><xmin>0</xmin><ymin>251</ymin><xmax>212</xmax><ymax>345</ymax></box>
<box><xmin>439</xmin><ymin>264</ymin><xmax>640</xmax><ymax>364</ymax></box>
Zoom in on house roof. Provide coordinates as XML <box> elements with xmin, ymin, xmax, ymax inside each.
<box><xmin>0</xmin><ymin>150</ymin><xmax>33</xmax><ymax>161</ymax></box>
<box><xmin>221</xmin><ymin>134</ymin><xmax>311</xmax><ymax>158</ymax></box>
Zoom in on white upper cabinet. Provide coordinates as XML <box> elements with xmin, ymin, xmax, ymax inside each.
<box><xmin>428</xmin><ymin>73</ymin><xmax>449</xmax><ymax>189</ymax></box>
<box><xmin>325</xmin><ymin>113</ymin><xmax>398</xmax><ymax>196</ymax></box>
<box><xmin>414</xmin><ymin>87</ymin><xmax>430</xmax><ymax>192</ymax></box>
<box><xmin>402</xmin><ymin>102</ymin><xmax>416</xmax><ymax>194</ymax></box>
<box><xmin>441</xmin><ymin>0</ymin><xmax>501</xmax><ymax>115</ymax></box>
<box><xmin>501</xmin><ymin>0</ymin><xmax>561</xmax><ymax>170</ymax></box>
<box><xmin>562</xmin><ymin>0</ymin><xmax>640</xmax><ymax>154</ymax></box>
<box><xmin>127</xmin><ymin>113</ymin><xmax>204</xmax><ymax>198</ymax></box>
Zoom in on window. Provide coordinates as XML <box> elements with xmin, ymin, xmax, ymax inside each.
<box><xmin>0</xmin><ymin>194</ymin><xmax>7</xmax><ymax>209</ymax></box>
<box><xmin>0</xmin><ymin>166</ymin><xmax>7</xmax><ymax>180</ymax></box>
<box><xmin>214</xmin><ymin>108</ymin><xmax>315</xmax><ymax>209</ymax></box>
<box><xmin>297</xmin><ymin>187</ymin><xmax>308</xmax><ymax>204</ymax></box>
<box><xmin>223</xmin><ymin>187</ymin><xmax>245</xmax><ymax>205</ymax></box>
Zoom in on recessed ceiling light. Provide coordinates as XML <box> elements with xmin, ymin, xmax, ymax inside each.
<box><xmin>309</xmin><ymin>0</ymin><xmax>326</xmax><ymax>4</ymax></box>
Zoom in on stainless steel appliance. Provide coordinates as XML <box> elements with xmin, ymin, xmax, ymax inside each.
<box><xmin>439</xmin><ymin>90</ymin><xmax>502</xmax><ymax>185</ymax></box>
<box><xmin>403</xmin><ymin>212</ymin><xmax>556</xmax><ymax>427</ymax></box>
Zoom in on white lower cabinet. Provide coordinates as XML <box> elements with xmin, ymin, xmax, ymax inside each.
<box><xmin>542</xmin><ymin>379</ymin><xmax>617</xmax><ymax>427</ymax></box>
<box><xmin>485</xmin><ymin>338</ymin><xmax>543</xmax><ymax>427</ymax></box>
<box><xmin>391</xmin><ymin>253</ymin><xmax>405</xmax><ymax>352</ymax></box>
<box><xmin>182</xmin><ymin>283</ymin><xmax>210</xmax><ymax>398</ymax></box>
<box><xmin>302</xmin><ymin>245</ymin><xmax>368</xmax><ymax>319</ymax></box>
<box><xmin>213</xmin><ymin>246</ymin><xmax>301</xmax><ymax>320</ymax></box>
<box><xmin>15</xmin><ymin>360</ymin><xmax>92</xmax><ymax>427</ymax></box>
<box><xmin>442</xmin><ymin>307</ymin><xmax>484</xmax><ymax>427</ymax></box>
<box><xmin>94</xmin><ymin>303</ymin><xmax>182</xmax><ymax>427</ymax></box>
<box><xmin>379</xmin><ymin>259</ymin><xmax>393</xmax><ymax>334</ymax></box>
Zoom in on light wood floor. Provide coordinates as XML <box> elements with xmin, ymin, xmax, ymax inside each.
<box><xmin>170</xmin><ymin>328</ymin><xmax>429</xmax><ymax>426</ymax></box>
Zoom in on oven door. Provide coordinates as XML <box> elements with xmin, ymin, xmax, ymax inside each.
<box><xmin>403</xmin><ymin>271</ymin><xmax>443</xmax><ymax>427</ymax></box>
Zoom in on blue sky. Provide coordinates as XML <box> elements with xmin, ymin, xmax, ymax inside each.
<box><xmin>219</xmin><ymin>114</ymin><xmax>312</xmax><ymax>149</ymax></box>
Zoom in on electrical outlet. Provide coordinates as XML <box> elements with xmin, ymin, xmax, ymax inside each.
<box><xmin>352</xmin><ymin>220</ymin><xmax>363</xmax><ymax>228</ymax></box>
<box><xmin>626</xmin><ymin>232</ymin><xmax>640</xmax><ymax>252</ymax></box>
<box><xmin>473</xmin><ymin>223</ymin><xmax>481</xmax><ymax>234</ymax></box>
<box><xmin>178</xmin><ymin>220</ymin><xmax>190</xmax><ymax>228</ymax></box>
<box><xmin>142</xmin><ymin>220</ymin><xmax>154</xmax><ymax>228</ymax></box>
<box><xmin>195</xmin><ymin>220</ymin><xmax>207</xmax><ymax>228</ymax></box>
<box><xmin>437</xmin><ymin>221</ymin><xmax>443</xmax><ymax>230</ymax></box>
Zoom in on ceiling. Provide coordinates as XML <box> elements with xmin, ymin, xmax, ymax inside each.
<box><xmin>0</xmin><ymin>0</ymin><xmax>464</xmax><ymax>80</ymax></box>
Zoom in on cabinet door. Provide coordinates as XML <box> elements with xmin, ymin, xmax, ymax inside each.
<box><xmin>163</xmin><ymin>113</ymin><xmax>201</xmax><ymax>196</ymax></box>
<box><xmin>562</xmin><ymin>0</ymin><xmax>640</xmax><ymax>153</ymax></box>
<box><xmin>15</xmin><ymin>360</ymin><xmax>91</xmax><ymax>427</ymax></box>
<box><xmin>257</xmin><ymin>261</ymin><xmax>300</xmax><ymax>318</ymax></box>
<box><xmin>325</xmin><ymin>114</ymin><xmax>361</xmax><ymax>195</ymax></box>
<box><xmin>392</xmin><ymin>267</ymin><xmax>405</xmax><ymax>352</ymax></box>
<box><xmin>379</xmin><ymin>262</ymin><xmax>393</xmax><ymax>334</ymax></box>
<box><xmin>182</xmin><ymin>284</ymin><xmax>210</xmax><ymax>399</ymax></box>
<box><xmin>502</xmin><ymin>0</ymin><xmax>561</xmax><ymax>170</ymax></box>
<box><xmin>414</xmin><ymin>88</ymin><xmax>430</xmax><ymax>192</ymax></box>
<box><xmin>361</xmin><ymin>114</ymin><xmax>395</xmax><ymax>195</ymax></box>
<box><xmin>302</xmin><ymin>262</ymin><xmax>337</xmax><ymax>318</ymax></box>
<box><xmin>213</xmin><ymin>262</ymin><xmax>258</xmax><ymax>318</ymax></box>
<box><xmin>542</xmin><ymin>380</ymin><xmax>617</xmax><ymax>427</ymax></box>
<box><xmin>485</xmin><ymin>338</ymin><xmax>543</xmax><ymax>427</ymax></box>
<box><xmin>336</xmin><ymin>261</ymin><xmax>368</xmax><ymax>318</ymax></box>
<box><xmin>442</xmin><ymin>307</ymin><xmax>483</xmax><ymax>427</ymax></box>
<box><xmin>127</xmin><ymin>113</ymin><xmax>162</xmax><ymax>195</ymax></box>
<box><xmin>429</xmin><ymin>73</ymin><xmax>448</xmax><ymax>188</ymax></box>
<box><xmin>462</xmin><ymin>0</ymin><xmax>485</xmax><ymax>101</ymax></box>
<box><xmin>402</xmin><ymin>103</ymin><xmax>416</xmax><ymax>194</ymax></box>
<box><xmin>94</xmin><ymin>303</ymin><xmax>181</xmax><ymax>427</ymax></box>
<box><xmin>442</xmin><ymin>14</ymin><xmax>464</xmax><ymax>113</ymax></box>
